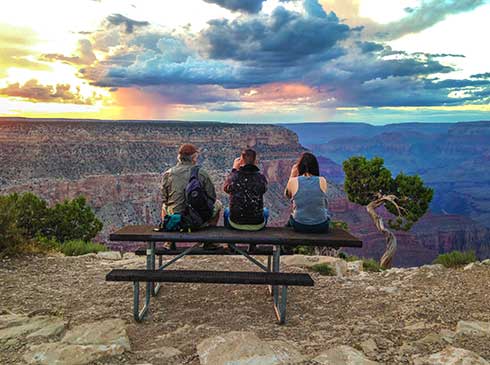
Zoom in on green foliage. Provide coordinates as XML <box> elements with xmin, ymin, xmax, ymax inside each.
<box><xmin>343</xmin><ymin>156</ymin><xmax>433</xmax><ymax>231</ymax></box>
<box><xmin>343</xmin><ymin>156</ymin><xmax>394</xmax><ymax>206</ymax></box>
<box><xmin>330</xmin><ymin>220</ymin><xmax>348</xmax><ymax>230</ymax></box>
<box><xmin>10</xmin><ymin>192</ymin><xmax>49</xmax><ymax>239</ymax></box>
<box><xmin>433</xmin><ymin>250</ymin><xmax>477</xmax><ymax>268</ymax></box>
<box><xmin>310</xmin><ymin>263</ymin><xmax>335</xmax><ymax>276</ymax></box>
<box><xmin>61</xmin><ymin>240</ymin><xmax>107</xmax><ymax>256</ymax></box>
<box><xmin>44</xmin><ymin>196</ymin><xmax>103</xmax><ymax>243</ymax></box>
<box><xmin>362</xmin><ymin>258</ymin><xmax>381</xmax><ymax>272</ymax></box>
<box><xmin>338</xmin><ymin>252</ymin><xmax>360</xmax><ymax>262</ymax></box>
<box><xmin>0</xmin><ymin>192</ymin><xmax>103</xmax><ymax>256</ymax></box>
<box><xmin>0</xmin><ymin>195</ymin><xmax>24</xmax><ymax>257</ymax></box>
<box><xmin>293</xmin><ymin>245</ymin><xmax>315</xmax><ymax>255</ymax></box>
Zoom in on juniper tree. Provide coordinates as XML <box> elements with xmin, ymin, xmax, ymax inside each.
<box><xmin>342</xmin><ymin>156</ymin><xmax>433</xmax><ymax>269</ymax></box>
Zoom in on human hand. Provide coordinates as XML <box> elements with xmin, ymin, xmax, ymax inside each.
<box><xmin>232</xmin><ymin>157</ymin><xmax>242</xmax><ymax>170</ymax></box>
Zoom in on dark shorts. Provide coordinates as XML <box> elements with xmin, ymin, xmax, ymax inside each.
<box><xmin>288</xmin><ymin>216</ymin><xmax>330</xmax><ymax>233</ymax></box>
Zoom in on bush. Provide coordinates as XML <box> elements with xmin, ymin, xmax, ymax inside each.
<box><xmin>0</xmin><ymin>195</ymin><xmax>24</xmax><ymax>256</ymax></box>
<box><xmin>310</xmin><ymin>263</ymin><xmax>335</xmax><ymax>276</ymax></box>
<box><xmin>0</xmin><ymin>193</ymin><xmax>103</xmax><ymax>257</ymax></box>
<box><xmin>61</xmin><ymin>240</ymin><xmax>107</xmax><ymax>256</ymax></box>
<box><xmin>45</xmin><ymin>196</ymin><xmax>103</xmax><ymax>243</ymax></box>
<box><xmin>362</xmin><ymin>258</ymin><xmax>382</xmax><ymax>272</ymax></box>
<box><xmin>433</xmin><ymin>250</ymin><xmax>477</xmax><ymax>268</ymax></box>
<box><xmin>293</xmin><ymin>245</ymin><xmax>315</xmax><ymax>255</ymax></box>
<box><xmin>338</xmin><ymin>252</ymin><xmax>360</xmax><ymax>262</ymax></box>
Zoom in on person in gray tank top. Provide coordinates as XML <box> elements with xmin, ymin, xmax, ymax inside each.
<box><xmin>284</xmin><ymin>152</ymin><xmax>331</xmax><ymax>233</ymax></box>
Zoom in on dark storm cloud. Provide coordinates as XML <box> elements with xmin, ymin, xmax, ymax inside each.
<box><xmin>106</xmin><ymin>14</ymin><xmax>150</xmax><ymax>34</ymax></box>
<box><xmin>201</xmin><ymin>5</ymin><xmax>350</xmax><ymax>66</ymax></box>
<box><xmin>203</xmin><ymin>0</ymin><xmax>266</xmax><ymax>13</ymax></box>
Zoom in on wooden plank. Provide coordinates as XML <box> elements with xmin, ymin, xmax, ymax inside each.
<box><xmin>109</xmin><ymin>225</ymin><xmax>362</xmax><ymax>247</ymax></box>
<box><xmin>106</xmin><ymin>269</ymin><xmax>315</xmax><ymax>286</ymax></box>
<box><xmin>134</xmin><ymin>247</ymin><xmax>294</xmax><ymax>256</ymax></box>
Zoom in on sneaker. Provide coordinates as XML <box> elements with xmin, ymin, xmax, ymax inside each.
<box><xmin>162</xmin><ymin>242</ymin><xmax>176</xmax><ymax>250</ymax></box>
<box><xmin>202</xmin><ymin>242</ymin><xmax>220</xmax><ymax>250</ymax></box>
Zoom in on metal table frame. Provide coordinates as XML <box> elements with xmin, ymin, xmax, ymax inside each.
<box><xmin>132</xmin><ymin>241</ymin><xmax>288</xmax><ymax>323</ymax></box>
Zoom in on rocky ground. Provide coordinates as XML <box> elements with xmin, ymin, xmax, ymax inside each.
<box><xmin>1</xmin><ymin>252</ymin><xmax>490</xmax><ymax>364</ymax></box>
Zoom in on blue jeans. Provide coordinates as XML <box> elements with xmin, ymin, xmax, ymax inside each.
<box><xmin>224</xmin><ymin>207</ymin><xmax>269</xmax><ymax>230</ymax></box>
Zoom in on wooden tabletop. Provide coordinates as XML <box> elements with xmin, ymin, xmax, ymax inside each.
<box><xmin>109</xmin><ymin>225</ymin><xmax>362</xmax><ymax>248</ymax></box>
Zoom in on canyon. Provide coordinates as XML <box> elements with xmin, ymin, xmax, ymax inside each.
<box><xmin>1</xmin><ymin>117</ymin><xmax>490</xmax><ymax>266</ymax></box>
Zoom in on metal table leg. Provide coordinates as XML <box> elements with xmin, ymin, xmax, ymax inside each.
<box><xmin>133</xmin><ymin>241</ymin><xmax>154</xmax><ymax>321</ymax></box>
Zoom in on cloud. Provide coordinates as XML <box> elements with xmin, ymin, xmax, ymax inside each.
<box><xmin>207</xmin><ymin>103</ymin><xmax>244</xmax><ymax>111</ymax></box>
<box><xmin>203</xmin><ymin>0</ymin><xmax>266</xmax><ymax>13</ymax></box>
<box><xmin>75</xmin><ymin>0</ymin><xmax>490</xmax><ymax>110</ymax></box>
<box><xmin>41</xmin><ymin>39</ymin><xmax>96</xmax><ymax>65</ymax></box>
<box><xmin>106</xmin><ymin>13</ymin><xmax>150</xmax><ymax>34</ymax></box>
<box><xmin>0</xmin><ymin>24</ymin><xmax>50</xmax><ymax>77</ymax></box>
<box><xmin>378</xmin><ymin>0</ymin><xmax>486</xmax><ymax>39</ymax></box>
<box><xmin>200</xmin><ymin>5</ymin><xmax>350</xmax><ymax>66</ymax></box>
<box><xmin>0</xmin><ymin>79</ymin><xmax>93</xmax><ymax>104</ymax></box>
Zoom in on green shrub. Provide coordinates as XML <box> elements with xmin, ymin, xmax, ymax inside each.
<box><xmin>310</xmin><ymin>263</ymin><xmax>335</xmax><ymax>276</ymax></box>
<box><xmin>45</xmin><ymin>196</ymin><xmax>103</xmax><ymax>243</ymax></box>
<box><xmin>338</xmin><ymin>252</ymin><xmax>360</xmax><ymax>262</ymax></box>
<box><xmin>61</xmin><ymin>240</ymin><xmax>107</xmax><ymax>256</ymax></box>
<box><xmin>330</xmin><ymin>220</ymin><xmax>349</xmax><ymax>230</ymax></box>
<box><xmin>0</xmin><ymin>195</ymin><xmax>24</xmax><ymax>256</ymax></box>
<box><xmin>433</xmin><ymin>250</ymin><xmax>477</xmax><ymax>268</ymax></box>
<box><xmin>10</xmin><ymin>192</ymin><xmax>49</xmax><ymax>239</ymax></box>
<box><xmin>293</xmin><ymin>245</ymin><xmax>315</xmax><ymax>255</ymax></box>
<box><xmin>362</xmin><ymin>258</ymin><xmax>381</xmax><ymax>272</ymax></box>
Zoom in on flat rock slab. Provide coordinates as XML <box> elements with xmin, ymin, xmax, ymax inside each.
<box><xmin>97</xmin><ymin>251</ymin><xmax>122</xmax><ymax>260</ymax></box>
<box><xmin>313</xmin><ymin>345</ymin><xmax>379</xmax><ymax>365</ymax></box>
<box><xmin>0</xmin><ymin>314</ymin><xmax>66</xmax><ymax>342</ymax></box>
<box><xmin>413</xmin><ymin>346</ymin><xmax>489</xmax><ymax>365</ymax></box>
<box><xmin>197</xmin><ymin>331</ymin><xmax>305</xmax><ymax>365</ymax></box>
<box><xmin>456</xmin><ymin>321</ymin><xmax>490</xmax><ymax>336</ymax></box>
<box><xmin>282</xmin><ymin>255</ymin><xmax>348</xmax><ymax>276</ymax></box>
<box><xmin>23</xmin><ymin>319</ymin><xmax>130</xmax><ymax>365</ymax></box>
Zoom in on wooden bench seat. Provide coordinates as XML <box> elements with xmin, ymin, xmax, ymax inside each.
<box><xmin>106</xmin><ymin>269</ymin><xmax>314</xmax><ymax>286</ymax></box>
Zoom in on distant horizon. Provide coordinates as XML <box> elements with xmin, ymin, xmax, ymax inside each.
<box><xmin>1</xmin><ymin>115</ymin><xmax>489</xmax><ymax>127</ymax></box>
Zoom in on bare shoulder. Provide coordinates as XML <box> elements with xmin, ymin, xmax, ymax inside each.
<box><xmin>319</xmin><ymin>176</ymin><xmax>328</xmax><ymax>191</ymax></box>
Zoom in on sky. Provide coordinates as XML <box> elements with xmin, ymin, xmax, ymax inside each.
<box><xmin>0</xmin><ymin>0</ymin><xmax>489</xmax><ymax>124</ymax></box>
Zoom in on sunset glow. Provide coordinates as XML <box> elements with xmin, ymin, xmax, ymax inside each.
<box><xmin>1</xmin><ymin>0</ymin><xmax>489</xmax><ymax>123</ymax></box>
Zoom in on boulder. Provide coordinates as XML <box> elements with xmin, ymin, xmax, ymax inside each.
<box><xmin>0</xmin><ymin>315</ymin><xmax>65</xmax><ymax>341</ymax></box>
<box><xmin>282</xmin><ymin>255</ymin><xmax>348</xmax><ymax>277</ymax></box>
<box><xmin>313</xmin><ymin>345</ymin><xmax>379</xmax><ymax>364</ymax></box>
<box><xmin>456</xmin><ymin>320</ymin><xmax>490</xmax><ymax>336</ymax></box>
<box><xmin>23</xmin><ymin>319</ymin><xmax>130</xmax><ymax>365</ymax></box>
<box><xmin>347</xmin><ymin>260</ymin><xmax>363</xmax><ymax>274</ymax></box>
<box><xmin>24</xmin><ymin>343</ymin><xmax>125</xmax><ymax>365</ymax></box>
<box><xmin>61</xmin><ymin>319</ymin><xmax>130</xmax><ymax>348</ymax></box>
<box><xmin>97</xmin><ymin>251</ymin><xmax>122</xmax><ymax>260</ymax></box>
<box><xmin>196</xmin><ymin>331</ymin><xmax>305</xmax><ymax>365</ymax></box>
<box><xmin>481</xmin><ymin>259</ymin><xmax>490</xmax><ymax>266</ymax></box>
<box><xmin>413</xmin><ymin>346</ymin><xmax>488</xmax><ymax>365</ymax></box>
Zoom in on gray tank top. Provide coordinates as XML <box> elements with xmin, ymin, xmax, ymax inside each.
<box><xmin>292</xmin><ymin>176</ymin><xmax>330</xmax><ymax>225</ymax></box>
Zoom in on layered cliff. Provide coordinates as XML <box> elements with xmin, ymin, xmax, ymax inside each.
<box><xmin>0</xmin><ymin>118</ymin><xmax>305</xmax><ymax>240</ymax></box>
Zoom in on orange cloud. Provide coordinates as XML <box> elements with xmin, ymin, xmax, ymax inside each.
<box><xmin>241</xmin><ymin>83</ymin><xmax>319</xmax><ymax>102</ymax></box>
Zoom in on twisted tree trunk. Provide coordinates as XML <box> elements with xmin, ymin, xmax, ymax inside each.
<box><xmin>366</xmin><ymin>197</ymin><xmax>397</xmax><ymax>269</ymax></box>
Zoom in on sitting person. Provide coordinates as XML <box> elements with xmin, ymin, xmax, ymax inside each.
<box><xmin>161</xmin><ymin>143</ymin><xmax>222</xmax><ymax>248</ymax></box>
<box><xmin>223</xmin><ymin>148</ymin><xmax>268</xmax><ymax>232</ymax></box>
<box><xmin>284</xmin><ymin>152</ymin><xmax>330</xmax><ymax>233</ymax></box>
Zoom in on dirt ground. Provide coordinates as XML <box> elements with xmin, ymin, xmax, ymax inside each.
<box><xmin>1</xmin><ymin>253</ymin><xmax>490</xmax><ymax>364</ymax></box>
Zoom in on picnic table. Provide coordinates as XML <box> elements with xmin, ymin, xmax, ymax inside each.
<box><xmin>106</xmin><ymin>225</ymin><xmax>362</xmax><ymax>324</ymax></box>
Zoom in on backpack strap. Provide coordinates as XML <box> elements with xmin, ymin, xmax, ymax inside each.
<box><xmin>190</xmin><ymin>165</ymin><xmax>200</xmax><ymax>180</ymax></box>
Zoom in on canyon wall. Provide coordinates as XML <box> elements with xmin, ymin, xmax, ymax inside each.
<box><xmin>2</xmin><ymin>118</ymin><xmax>489</xmax><ymax>266</ymax></box>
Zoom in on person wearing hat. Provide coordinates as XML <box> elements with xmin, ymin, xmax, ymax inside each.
<box><xmin>161</xmin><ymin>143</ymin><xmax>222</xmax><ymax>248</ymax></box>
